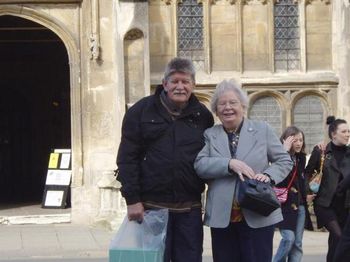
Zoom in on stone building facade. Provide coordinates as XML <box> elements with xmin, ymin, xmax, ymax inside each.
<box><xmin>0</xmin><ymin>0</ymin><xmax>350</xmax><ymax>227</ymax></box>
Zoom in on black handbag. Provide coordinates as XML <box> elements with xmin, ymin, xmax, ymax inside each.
<box><xmin>238</xmin><ymin>179</ymin><xmax>280</xmax><ymax>217</ymax></box>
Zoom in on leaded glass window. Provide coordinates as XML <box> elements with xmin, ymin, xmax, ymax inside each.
<box><xmin>293</xmin><ymin>96</ymin><xmax>324</xmax><ymax>154</ymax></box>
<box><xmin>274</xmin><ymin>0</ymin><xmax>300</xmax><ymax>72</ymax></box>
<box><xmin>177</xmin><ymin>0</ymin><xmax>204</xmax><ymax>70</ymax></box>
<box><xmin>249</xmin><ymin>96</ymin><xmax>282</xmax><ymax>135</ymax></box>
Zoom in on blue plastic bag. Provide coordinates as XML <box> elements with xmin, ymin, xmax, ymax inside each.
<box><xmin>109</xmin><ymin>209</ymin><xmax>168</xmax><ymax>262</ymax></box>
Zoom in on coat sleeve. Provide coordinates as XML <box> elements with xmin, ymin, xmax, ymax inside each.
<box><xmin>263</xmin><ymin>123</ymin><xmax>293</xmax><ymax>185</ymax></box>
<box><xmin>116</xmin><ymin>103</ymin><xmax>144</xmax><ymax>205</ymax></box>
<box><xmin>304</xmin><ymin>146</ymin><xmax>321</xmax><ymax>180</ymax></box>
<box><xmin>194</xmin><ymin>129</ymin><xmax>233</xmax><ymax>179</ymax></box>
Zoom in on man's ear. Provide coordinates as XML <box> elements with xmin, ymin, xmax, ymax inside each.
<box><xmin>162</xmin><ymin>79</ymin><xmax>168</xmax><ymax>91</ymax></box>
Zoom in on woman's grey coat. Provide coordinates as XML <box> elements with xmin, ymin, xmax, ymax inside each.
<box><xmin>194</xmin><ymin>119</ymin><xmax>293</xmax><ymax>229</ymax></box>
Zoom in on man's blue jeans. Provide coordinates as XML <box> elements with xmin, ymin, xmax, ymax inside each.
<box><xmin>273</xmin><ymin>205</ymin><xmax>306</xmax><ymax>262</ymax></box>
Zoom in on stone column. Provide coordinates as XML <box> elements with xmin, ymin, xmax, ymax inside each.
<box><xmin>333</xmin><ymin>0</ymin><xmax>350</xmax><ymax>119</ymax></box>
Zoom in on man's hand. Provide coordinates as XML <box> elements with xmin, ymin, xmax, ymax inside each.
<box><xmin>127</xmin><ymin>202</ymin><xmax>144</xmax><ymax>222</ymax></box>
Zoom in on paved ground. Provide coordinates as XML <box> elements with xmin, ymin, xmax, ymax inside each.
<box><xmin>0</xmin><ymin>203</ymin><xmax>328</xmax><ymax>261</ymax></box>
<box><xmin>0</xmin><ymin>223</ymin><xmax>328</xmax><ymax>261</ymax></box>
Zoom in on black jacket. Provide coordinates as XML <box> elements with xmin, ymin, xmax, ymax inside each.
<box><xmin>276</xmin><ymin>153</ymin><xmax>313</xmax><ymax>231</ymax></box>
<box><xmin>305</xmin><ymin>143</ymin><xmax>350</xmax><ymax>208</ymax></box>
<box><xmin>116</xmin><ymin>86</ymin><xmax>214</xmax><ymax>205</ymax></box>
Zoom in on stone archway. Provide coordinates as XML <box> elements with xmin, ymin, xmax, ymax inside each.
<box><xmin>0</xmin><ymin>15</ymin><xmax>70</xmax><ymax>205</ymax></box>
<box><xmin>0</xmin><ymin>6</ymin><xmax>83</xmax><ymax>189</ymax></box>
<box><xmin>0</xmin><ymin>7</ymin><xmax>82</xmax><ymax>212</ymax></box>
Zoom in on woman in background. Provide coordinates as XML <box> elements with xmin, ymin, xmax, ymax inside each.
<box><xmin>273</xmin><ymin>126</ymin><xmax>313</xmax><ymax>262</ymax></box>
<box><xmin>305</xmin><ymin>116</ymin><xmax>350</xmax><ymax>262</ymax></box>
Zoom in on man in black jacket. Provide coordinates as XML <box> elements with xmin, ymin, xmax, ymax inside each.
<box><xmin>116</xmin><ymin>57</ymin><xmax>214</xmax><ymax>262</ymax></box>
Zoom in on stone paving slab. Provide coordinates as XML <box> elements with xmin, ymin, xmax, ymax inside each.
<box><xmin>0</xmin><ymin>223</ymin><xmax>328</xmax><ymax>260</ymax></box>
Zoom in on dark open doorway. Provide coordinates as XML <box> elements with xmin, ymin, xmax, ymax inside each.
<box><xmin>0</xmin><ymin>15</ymin><xmax>71</xmax><ymax>205</ymax></box>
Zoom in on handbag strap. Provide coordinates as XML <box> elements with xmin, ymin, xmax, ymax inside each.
<box><xmin>318</xmin><ymin>151</ymin><xmax>325</xmax><ymax>177</ymax></box>
<box><xmin>311</xmin><ymin>150</ymin><xmax>325</xmax><ymax>179</ymax></box>
<box><xmin>276</xmin><ymin>159</ymin><xmax>298</xmax><ymax>196</ymax></box>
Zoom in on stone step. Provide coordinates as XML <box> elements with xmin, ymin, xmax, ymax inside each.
<box><xmin>0</xmin><ymin>213</ymin><xmax>71</xmax><ymax>225</ymax></box>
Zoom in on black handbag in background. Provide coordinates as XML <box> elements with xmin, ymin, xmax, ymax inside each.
<box><xmin>238</xmin><ymin>179</ymin><xmax>280</xmax><ymax>217</ymax></box>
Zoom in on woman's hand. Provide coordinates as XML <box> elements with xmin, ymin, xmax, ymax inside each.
<box><xmin>283</xmin><ymin>136</ymin><xmax>295</xmax><ymax>152</ymax></box>
<box><xmin>306</xmin><ymin>194</ymin><xmax>316</xmax><ymax>203</ymax></box>
<box><xmin>254</xmin><ymin>173</ymin><xmax>271</xmax><ymax>183</ymax></box>
<box><xmin>316</xmin><ymin>142</ymin><xmax>326</xmax><ymax>152</ymax></box>
<box><xmin>229</xmin><ymin>159</ymin><xmax>255</xmax><ymax>181</ymax></box>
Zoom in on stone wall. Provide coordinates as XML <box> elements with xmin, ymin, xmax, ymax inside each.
<box><xmin>1</xmin><ymin>0</ymin><xmax>350</xmax><ymax>227</ymax></box>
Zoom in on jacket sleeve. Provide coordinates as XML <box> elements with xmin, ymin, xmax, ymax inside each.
<box><xmin>263</xmin><ymin>123</ymin><xmax>293</xmax><ymax>185</ymax></box>
<box><xmin>304</xmin><ymin>146</ymin><xmax>321</xmax><ymax>181</ymax></box>
<box><xmin>204</xmin><ymin>106</ymin><xmax>214</xmax><ymax>129</ymax></box>
<box><xmin>337</xmin><ymin>149</ymin><xmax>350</xmax><ymax>193</ymax></box>
<box><xmin>116</xmin><ymin>103</ymin><xmax>144</xmax><ymax>205</ymax></box>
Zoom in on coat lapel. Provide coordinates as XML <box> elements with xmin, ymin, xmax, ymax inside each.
<box><xmin>236</xmin><ymin>119</ymin><xmax>258</xmax><ymax>161</ymax></box>
<box><xmin>211</xmin><ymin>125</ymin><xmax>231</xmax><ymax>158</ymax></box>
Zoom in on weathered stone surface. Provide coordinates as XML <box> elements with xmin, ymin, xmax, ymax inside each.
<box><xmin>2</xmin><ymin>0</ymin><xmax>350</xmax><ymax>228</ymax></box>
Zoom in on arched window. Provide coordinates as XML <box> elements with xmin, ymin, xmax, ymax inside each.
<box><xmin>124</xmin><ymin>29</ymin><xmax>145</xmax><ymax>109</ymax></box>
<box><xmin>274</xmin><ymin>0</ymin><xmax>300</xmax><ymax>72</ymax></box>
<box><xmin>249</xmin><ymin>96</ymin><xmax>282</xmax><ymax>135</ymax></box>
<box><xmin>293</xmin><ymin>95</ymin><xmax>325</xmax><ymax>153</ymax></box>
<box><xmin>177</xmin><ymin>0</ymin><xmax>204</xmax><ymax>70</ymax></box>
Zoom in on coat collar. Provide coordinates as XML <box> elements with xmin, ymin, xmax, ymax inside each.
<box><xmin>211</xmin><ymin>119</ymin><xmax>258</xmax><ymax>160</ymax></box>
<box><xmin>154</xmin><ymin>85</ymin><xmax>202</xmax><ymax>120</ymax></box>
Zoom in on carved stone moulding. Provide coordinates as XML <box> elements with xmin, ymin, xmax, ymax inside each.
<box><xmin>124</xmin><ymin>28</ymin><xmax>144</xmax><ymax>40</ymax></box>
<box><xmin>0</xmin><ymin>0</ymin><xmax>82</xmax><ymax>3</ymax></box>
<box><xmin>305</xmin><ymin>0</ymin><xmax>331</xmax><ymax>4</ymax></box>
<box><xmin>239</xmin><ymin>0</ymin><xmax>270</xmax><ymax>5</ymax></box>
<box><xmin>211</xmin><ymin>0</ymin><xmax>237</xmax><ymax>4</ymax></box>
<box><xmin>161</xmin><ymin>0</ymin><xmax>205</xmax><ymax>4</ymax></box>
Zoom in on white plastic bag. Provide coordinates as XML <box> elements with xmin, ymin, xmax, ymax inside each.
<box><xmin>109</xmin><ymin>209</ymin><xmax>168</xmax><ymax>262</ymax></box>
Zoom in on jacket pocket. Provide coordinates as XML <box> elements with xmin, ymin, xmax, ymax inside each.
<box><xmin>140</xmin><ymin>119</ymin><xmax>168</xmax><ymax>141</ymax></box>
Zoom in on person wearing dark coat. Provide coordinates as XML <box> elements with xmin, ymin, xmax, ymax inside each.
<box><xmin>273</xmin><ymin>126</ymin><xmax>313</xmax><ymax>262</ymax></box>
<box><xmin>305</xmin><ymin>116</ymin><xmax>350</xmax><ymax>262</ymax></box>
<box><xmin>333</xmin><ymin>171</ymin><xmax>350</xmax><ymax>262</ymax></box>
<box><xmin>116</xmin><ymin>57</ymin><xmax>214</xmax><ymax>262</ymax></box>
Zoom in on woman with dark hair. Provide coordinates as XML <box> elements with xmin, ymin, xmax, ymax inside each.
<box><xmin>273</xmin><ymin>126</ymin><xmax>313</xmax><ymax>262</ymax></box>
<box><xmin>305</xmin><ymin>116</ymin><xmax>350</xmax><ymax>262</ymax></box>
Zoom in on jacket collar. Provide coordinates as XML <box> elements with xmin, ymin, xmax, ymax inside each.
<box><xmin>211</xmin><ymin>119</ymin><xmax>258</xmax><ymax>161</ymax></box>
<box><xmin>154</xmin><ymin>85</ymin><xmax>203</xmax><ymax>120</ymax></box>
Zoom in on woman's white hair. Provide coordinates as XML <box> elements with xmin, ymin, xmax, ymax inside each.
<box><xmin>210</xmin><ymin>79</ymin><xmax>249</xmax><ymax>113</ymax></box>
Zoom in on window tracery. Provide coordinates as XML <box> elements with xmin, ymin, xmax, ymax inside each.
<box><xmin>274</xmin><ymin>0</ymin><xmax>300</xmax><ymax>72</ymax></box>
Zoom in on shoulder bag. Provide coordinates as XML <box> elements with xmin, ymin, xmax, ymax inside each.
<box><xmin>309</xmin><ymin>151</ymin><xmax>325</xmax><ymax>194</ymax></box>
<box><xmin>273</xmin><ymin>161</ymin><xmax>298</xmax><ymax>204</ymax></box>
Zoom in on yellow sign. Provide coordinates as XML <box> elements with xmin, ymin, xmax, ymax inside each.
<box><xmin>48</xmin><ymin>153</ymin><xmax>59</xmax><ymax>169</ymax></box>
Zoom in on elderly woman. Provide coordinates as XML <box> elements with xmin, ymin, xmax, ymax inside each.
<box><xmin>194</xmin><ymin>79</ymin><xmax>293</xmax><ymax>262</ymax></box>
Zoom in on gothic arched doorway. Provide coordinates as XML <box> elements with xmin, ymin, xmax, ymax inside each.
<box><xmin>0</xmin><ymin>15</ymin><xmax>71</xmax><ymax>205</ymax></box>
